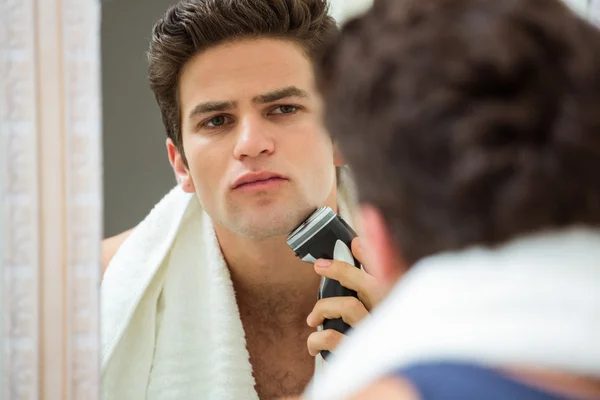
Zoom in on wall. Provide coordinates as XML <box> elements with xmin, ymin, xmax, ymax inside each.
<box><xmin>330</xmin><ymin>0</ymin><xmax>373</xmax><ymax>24</ymax></box>
<box><xmin>101</xmin><ymin>0</ymin><xmax>177</xmax><ymax>238</ymax></box>
<box><xmin>591</xmin><ymin>0</ymin><xmax>600</xmax><ymax>24</ymax></box>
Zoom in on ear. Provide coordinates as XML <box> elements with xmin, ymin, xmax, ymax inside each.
<box><xmin>166</xmin><ymin>138</ymin><xmax>195</xmax><ymax>193</ymax></box>
<box><xmin>333</xmin><ymin>142</ymin><xmax>346</xmax><ymax>167</ymax></box>
<box><xmin>357</xmin><ymin>204</ymin><xmax>407</xmax><ymax>288</ymax></box>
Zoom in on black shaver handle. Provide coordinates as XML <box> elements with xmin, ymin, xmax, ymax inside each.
<box><xmin>318</xmin><ymin>217</ymin><xmax>360</xmax><ymax>360</ymax></box>
<box><xmin>319</xmin><ymin>279</ymin><xmax>358</xmax><ymax>360</ymax></box>
<box><xmin>288</xmin><ymin>210</ymin><xmax>360</xmax><ymax>361</ymax></box>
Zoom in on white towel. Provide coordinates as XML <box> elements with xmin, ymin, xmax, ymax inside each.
<box><xmin>100</xmin><ymin>167</ymin><xmax>358</xmax><ymax>399</ymax></box>
<box><xmin>304</xmin><ymin>227</ymin><xmax>600</xmax><ymax>400</ymax></box>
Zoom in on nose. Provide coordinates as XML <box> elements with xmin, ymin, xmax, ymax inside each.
<box><xmin>233</xmin><ymin>116</ymin><xmax>275</xmax><ymax>160</ymax></box>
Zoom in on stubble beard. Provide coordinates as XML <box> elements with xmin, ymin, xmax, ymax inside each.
<box><xmin>222</xmin><ymin>197</ymin><xmax>317</xmax><ymax>240</ymax></box>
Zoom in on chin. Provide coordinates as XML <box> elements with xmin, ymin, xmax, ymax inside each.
<box><xmin>233</xmin><ymin>206</ymin><xmax>313</xmax><ymax>240</ymax></box>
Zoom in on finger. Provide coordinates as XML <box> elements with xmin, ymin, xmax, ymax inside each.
<box><xmin>351</xmin><ymin>237</ymin><xmax>366</xmax><ymax>267</ymax></box>
<box><xmin>306</xmin><ymin>296</ymin><xmax>369</xmax><ymax>328</ymax></box>
<box><xmin>307</xmin><ymin>329</ymin><xmax>345</xmax><ymax>357</ymax></box>
<box><xmin>314</xmin><ymin>259</ymin><xmax>380</xmax><ymax>309</ymax></box>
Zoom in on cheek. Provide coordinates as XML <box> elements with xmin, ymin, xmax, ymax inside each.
<box><xmin>297</xmin><ymin>134</ymin><xmax>336</xmax><ymax>187</ymax></box>
<box><xmin>292</xmin><ymin>124</ymin><xmax>334</xmax><ymax>162</ymax></box>
<box><xmin>309</xmin><ymin>135</ymin><xmax>335</xmax><ymax>170</ymax></box>
<box><xmin>185</xmin><ymin>139</ymin><xmax>227</xmax><ymax>198</ymax></box>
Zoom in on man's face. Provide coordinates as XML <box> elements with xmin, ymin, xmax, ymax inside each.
<box><xmin>170</xmin><ymin>38</ymin><xmax>342</xmax><ymax>239</ymax></box>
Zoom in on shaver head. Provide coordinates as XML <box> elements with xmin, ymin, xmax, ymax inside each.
<box><xmin>286</xmin><ymin>206</ymin><xmax>336</xmax><ymax>253</ymax></box>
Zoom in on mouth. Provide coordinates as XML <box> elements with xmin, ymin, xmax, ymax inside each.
<box><xmin>232</xmin><ymin>172</ymin><xmax>288</xmax><ymax>191</ymax></box>
<box><xmin>233</xmin><ymin>177</ymin><xmax>288</xmax><ymax>192</ymax></box>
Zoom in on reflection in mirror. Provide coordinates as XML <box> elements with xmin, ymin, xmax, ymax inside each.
<box><xmin>100</xmin><ymin>1</ymin><xmax>372</xmax><ymax>399</ymax></box>
<box><xmin>100</xmin><ymin>0</ymin><xmax>374</xmax><ymax>239</ymax></box>
<box><xmin>100</xmin><ymin>0</ymin><xmax>600</xmax><ymax>398</ymax></box>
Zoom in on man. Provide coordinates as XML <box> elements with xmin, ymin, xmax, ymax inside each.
<box><xmin>100</xmin><ymin>1</ymin><xmax>380</xmax><ymax>399</ymax></box>
<box><xmin>301</xmin><ymin>0</ymin><xmax>600</xmax><ymax>398</ymax></box>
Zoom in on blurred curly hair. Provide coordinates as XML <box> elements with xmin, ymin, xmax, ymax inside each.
<box><xmin>318</xmin><ymin>0</ymin><xmax>600</xmax><ymax>264</ymax></box>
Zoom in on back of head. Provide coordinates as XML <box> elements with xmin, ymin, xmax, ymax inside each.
<box><xmin>319</xmin><ymin>0</ymin><xmax>600</xmax><ymax>265</ymax></box>
<box><xmin>148</xmin><ymin>0</ymin><xmax>337</xmax><ymax>160</ymax></box>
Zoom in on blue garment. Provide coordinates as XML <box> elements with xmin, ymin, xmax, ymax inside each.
<box><xmin>394</xmin><ymin>362</ymin><xmax>581</xmax><ymax>400</ymax></box>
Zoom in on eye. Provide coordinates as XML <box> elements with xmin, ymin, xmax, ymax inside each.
<box><xmin>201</xmin><ymin>115</ymin><xmax>233</xmax><ymax>129</ymax></box>
<box><xmin>271</xmin><ymin>105</ymin><xmax>298</xmax><ymax>115</ymax></box>
<box><xmin>206</xmin><ymin>115</ymin><xmax>227</xmax><ymax>127</ymax></box>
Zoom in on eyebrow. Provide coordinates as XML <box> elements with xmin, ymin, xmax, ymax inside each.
<box><xmin>188</xmin><ymin>101</ymin><xmax>237</xmax><ymax>120</ymax></box>
<box><xmin>252</xmin><ymin>86</ymin><xmax>310</xmax><ymax>104</ymax></box>
<box><xmin>187</xmin><ymin>86</ymin><xmax>309</xmax><ymax>120</ymax></box>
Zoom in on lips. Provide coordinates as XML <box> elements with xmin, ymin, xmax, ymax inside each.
<box><xmin>232</xmin><ymin>171</ymin><xmax>287</xmax><ymax>189</ymax></box>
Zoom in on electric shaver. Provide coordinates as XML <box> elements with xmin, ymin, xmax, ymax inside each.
<box><xmin>287</xmin><ymin>206</ymin><xmax>360</xmax><ymax>360</ymax></box>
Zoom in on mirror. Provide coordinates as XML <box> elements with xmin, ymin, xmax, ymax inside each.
<box><xmin>1</xmin><ymin>0</ymin><xmax>599</xmax><ymax>398</ymax></box>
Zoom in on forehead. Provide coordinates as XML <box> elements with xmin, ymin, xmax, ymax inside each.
<box><xmin>179</xmin><ymin>38</ymin><xmax>318</xmax><ymax>107</ymax></box>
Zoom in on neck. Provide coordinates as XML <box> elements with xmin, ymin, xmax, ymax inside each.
<box><xmin>214</xmin><ymin>225</ymin><xmax>321</xmax><ymax>324</ymax></box>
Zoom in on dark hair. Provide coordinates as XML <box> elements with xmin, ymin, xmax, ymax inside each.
<box><xmin>318</xmin><ymin>0</ymin><xmax>600</xmax><ymax>265</ymax></box>
<box><xmin>148</xmin><ymin>0</ymin><xmax>338</xmax><ymax>164</ymax></box>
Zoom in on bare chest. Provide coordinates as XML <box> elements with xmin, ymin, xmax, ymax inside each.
<box><xmin>243</xmin><ymin>321</ymin><xmax>316</xmax><ymax>400</ymax></box>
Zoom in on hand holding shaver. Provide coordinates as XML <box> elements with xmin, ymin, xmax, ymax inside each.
<box><xmin>287</xmin><ymin>206</ymin><xmax>362</xmax><ymax>360</ymax></box>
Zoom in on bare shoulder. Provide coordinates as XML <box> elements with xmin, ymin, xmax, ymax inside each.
<box><xmin>102</xmin><ymin>228</ymin><xmax>134</xmax><ymax>277</ymax></box>
<box><xmin>345</xmin><ymin>376</ymin><xmax>419</xmax><ymax>400</ymax></box>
